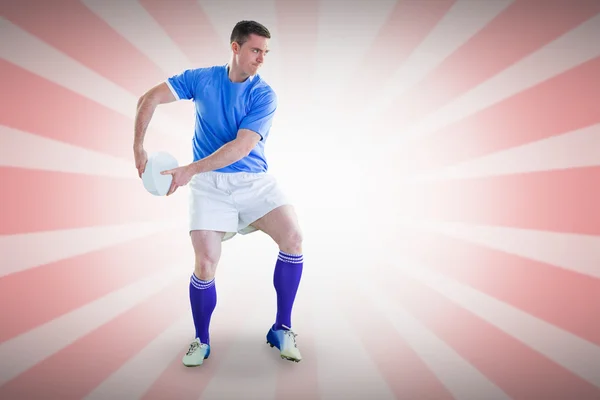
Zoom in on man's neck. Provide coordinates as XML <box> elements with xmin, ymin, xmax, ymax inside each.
<box><xmin>227</xmin><ymin>64</ymin><xmax>249</xmax><ymax>83</ymax></box>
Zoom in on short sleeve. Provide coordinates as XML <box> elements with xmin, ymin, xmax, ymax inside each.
<box><xmin>239</xmin><ymin>89</ymin><xmax>278</xmax><ymax>141</ymax></box>
<box><xmin>165</xmin><ymin>68</ymin><xmax>204</xmax><ymax>101</ymax></box>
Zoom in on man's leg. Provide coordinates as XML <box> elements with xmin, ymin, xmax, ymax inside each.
<box><xmin>182</xmin><ymin>229</ymin><xmax>224</xmax><ymax>367</ymax></box>
<box><xmin>251</xmin><ymin>205</ymin><xmax>304</xmax><ymax>362</ymax></box>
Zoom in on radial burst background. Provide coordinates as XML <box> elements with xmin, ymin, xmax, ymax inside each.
<box><xmin>1</xmin><ymin>0</ymin><xmax>600</xmax><ymax>399</ymax></box>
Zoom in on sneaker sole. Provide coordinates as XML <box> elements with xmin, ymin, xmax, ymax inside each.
<box><xmin>266</xmin><ymin>340</ymin><xmax>301</xmax><ymax>363</ymax></box>
<box><xmin>182</xmin><ymin>354</ymin><xmax>210</xmax><ymax>367</ymax></box>
<box><xmin>182</xmin><ymin>360</ymin><xmax>208</xmax><ymax>367</ymax></box>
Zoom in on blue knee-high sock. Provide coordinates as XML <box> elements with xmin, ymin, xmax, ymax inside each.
<box><xmin>189</xmin><ymin>274</ymin><xmax>217</xmax><ymax>345</ymax></box>
<box><xmin>273</xmin><ymin>251</ymin><xmax>303</xmax><ymax>330</ymax></box>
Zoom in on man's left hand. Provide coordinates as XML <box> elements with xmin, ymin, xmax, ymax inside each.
<box><xmin>161</xmin><ymin>164</ymin><xmax>195</xmax><ymax>196</ymax></box>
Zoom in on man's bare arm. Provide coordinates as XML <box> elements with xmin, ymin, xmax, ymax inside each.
<box><xmin>188</xmin><ymin>129</ymin><xmax>261</xmax><ymax>174</ymax></box>
<box><xmin>160</xmin><ymin>129</ymin><xmax>260</xmax><ymax>196</ymax></box>
<box><xmin>134</xmin><ymin>82</ymin><xmax>177</xmax><ymax>150</ymax></box>
<box><xmin>133</xmin><ymin>82</ymin><xmax>177</xmax><ymax>177</ymax></box>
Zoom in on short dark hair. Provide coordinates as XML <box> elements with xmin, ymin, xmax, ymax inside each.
<box><xmin>230</xmin><ymin>20</ymin><xmax>271</xmax><ymax>47</ymax></box>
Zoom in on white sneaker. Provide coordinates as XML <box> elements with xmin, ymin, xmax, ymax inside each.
<box><xmin>182</xmin><ymin>338</ymin><xmax>211</xmax><ymax>367</ymax></box>
<box><xmin>266</xmin><ymin>325</ymin><xmax>302</xmax><ymax>362</ymax></box>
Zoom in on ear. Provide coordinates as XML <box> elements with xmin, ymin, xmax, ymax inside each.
<box><xmin>231</xmin><ymin>42</ymin><xmax>239</xmax><ymax>54</ymax></box>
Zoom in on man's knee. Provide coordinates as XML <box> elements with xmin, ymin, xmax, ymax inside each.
<box><xmin>279</xmin><ymin>229</ymin><xmax>303</xmax><ymax>254</ymax></box>
<box><xmin>194</xmin><ymin>254</ymin><xmax>218</xmax><ymax>281</ymax></box>
<box><xmin>190</xmin><ymin>230</ymin><xmax>223</xmax><ymax>281</ymax></box>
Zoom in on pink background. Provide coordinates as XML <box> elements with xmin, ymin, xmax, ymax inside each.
<box><xmin>1</xmin><ymin>0</ymin><xmax>600</xmax><ymax>399</ymax></box>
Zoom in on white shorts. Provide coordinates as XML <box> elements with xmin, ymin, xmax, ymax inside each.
<box><xmin>188</xmin><ymin>171</ymin><xmax>290</xmax><ymax>242</ymax></box>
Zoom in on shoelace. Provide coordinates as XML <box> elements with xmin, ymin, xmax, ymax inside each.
<box><xmin>186</xmin><ymin>341</ymin><xmax>200</xmax><ymax>356</ymax></box>
<box><xmin>281</xmin><ymin>325</ymin><xmax>298</xmax><ymax>348</ymax></box>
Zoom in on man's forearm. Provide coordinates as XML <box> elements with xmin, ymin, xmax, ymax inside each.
<box><xmin>134</xmin><ymin>96</ymin><xmax>157</xmax><ymax>149</ymax></box>
<box><xmin>189</xmin><ymin>140</ymin><xmax>250</xmax><ymax>174</ymax></box>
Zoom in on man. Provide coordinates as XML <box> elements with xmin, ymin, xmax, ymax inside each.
<box><xmin>133</xmin><ymin>20</ymin><xmax>304</xmax><ymax>366</ymax></box>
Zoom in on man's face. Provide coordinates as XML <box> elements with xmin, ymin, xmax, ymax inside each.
<box><xmin>235</xmin><ymin>33</ymin><xmax>269</xmax><ymax>76</ymax></box>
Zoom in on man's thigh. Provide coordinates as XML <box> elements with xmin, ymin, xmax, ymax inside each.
<box><xmin>190</xmin><ymin>230</ymin><xmax>226</xmax><ymax>261</ymax></box>
<box><xmin>250</xmin><ymin>204</ymin><xmax>302</xmax><ymax>244</ymax></box>
<box><xmin>236</xmin><ymin>173</ymin><xmax>292</xmax><ymax>238</ymax></box>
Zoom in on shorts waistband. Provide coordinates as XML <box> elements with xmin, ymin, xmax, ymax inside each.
<box><xmin>197</xmin><ymin>171</ymin><xmax>266</xmax><ymax>179</ymax></box>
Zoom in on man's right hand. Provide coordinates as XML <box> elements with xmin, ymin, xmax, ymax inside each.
<box><xmin>134</xmin><ymin>146</ymin><xmax>148</xmax><ymax>178</ymax></box>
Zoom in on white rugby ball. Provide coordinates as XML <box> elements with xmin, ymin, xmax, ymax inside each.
<box><xmin>141</xmin><ymin>151</ymin><xmax>179</xmax><ymax>196</ymax></box>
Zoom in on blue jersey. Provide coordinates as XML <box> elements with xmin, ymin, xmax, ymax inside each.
<box><xmin>166</xmin><ymin>64</ymin><xmax>277</xmax><ymax>173</ymax></box>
